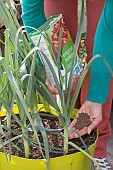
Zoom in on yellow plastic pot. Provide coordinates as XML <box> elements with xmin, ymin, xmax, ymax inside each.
<box><xmin>0</xmin><ymin>104</ymin><xmax>97</xmax><ymax>170</ymax></box>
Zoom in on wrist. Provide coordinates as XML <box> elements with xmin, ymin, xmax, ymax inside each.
<box><xmin>86</xmin><ymin>100</ymin><xmax>102</xmax><ymax>106</ymax></box>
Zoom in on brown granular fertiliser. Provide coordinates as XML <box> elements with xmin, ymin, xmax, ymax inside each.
<box><xmin>74</xmin><ymin>113</ymin><xmax>92</xmax><ymax>131</ymax></box>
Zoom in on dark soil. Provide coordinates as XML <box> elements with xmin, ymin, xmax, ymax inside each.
<box><xmin>74</xmin><ymin>113</ymin><xmax>92</xmax><ymax>130</ymax></box>
<box><xmin>0</xmin><ymin>112</ymin><xmax>96</xmax><ymax>159</ymax></box>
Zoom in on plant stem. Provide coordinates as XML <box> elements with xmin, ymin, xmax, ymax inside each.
<box><xmin>63</xmin><ymin>125</ymin><xmax>68</xmax><ymax>155</ymax></box>
<box><xmin>0</xmin><ymin>139</ymin><xmax>3</xmax><ymax>152</ymax></box>
<box><xmin>23</xmin><ymin>135</ymin><xmax>29</xmax><ymax>159</ymax></box>
<box><xmin>23</xmin><ymin>121</ymin><xmax>29</xmax><ymax>158</ymax></box>
<box><xmin>31</xmin><ymin>107</ymin><xmax>38</xmax><ymax>141</ymax></box>
<box><xmin>6</xmin><ymin>112</ymin><xmax>11</xmax><ymax>135</ymax></box>
<box><xmin>33</xmin><ymin>118</ymin><xmax>38</xmax><ymax>141</ymax></box>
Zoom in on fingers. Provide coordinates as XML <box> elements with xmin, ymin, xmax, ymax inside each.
<box><xmin>46</xmin><ymin>75</ymin><xmax>58</xmax><ymax>94</ymax></box>
<box><xmin>68</xmin><ymin>118</ymin><xmax>77</xmax><ymax>128</ymax></box>
<box><xmin>68</xmin><ymin>119</ymin><xmax>77</xmax><ymax>137</ymax></box>
<box><xmin>71</xmin><ymin>74</ymin><xmax>80</xmax><ymax>91</ymax></box>
<box><xmin>69</xmin><ymin>127</ymin><xmax>88</xmax><ymax>139</ymax></box>
<box><xmin>69</xmin><ymin>116</ymin><xmax>102</xmax><ymax>139</ymax></box>
<box><xmin>87</xmin><ymin>116</ymin><xmax>102</xmax><ymax>134</ymax></box>
<box><xmin>46</xmin><ymin>74</ymin><xmax>80</xmax><ymax>94</ymax></box>
<box><xmin>68</xmin><ymin>101</ymin><xmax>102</xmax><ymax>139</ymax></box>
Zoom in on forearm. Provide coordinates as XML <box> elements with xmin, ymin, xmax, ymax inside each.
<box><xmin>87</xmin><ymin>0</ymin><xmax>113</xmax><ymax>104</ymax></box>
<box><xmin>21</xmin><ymin>0</ymin><xmax>46</xmax><ymax>33</ymax></box>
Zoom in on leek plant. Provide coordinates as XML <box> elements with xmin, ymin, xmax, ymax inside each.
<box><xmin>1</xmin><ymin>1</ymin><xmax>113</xmax><ymax>170</ymax></box>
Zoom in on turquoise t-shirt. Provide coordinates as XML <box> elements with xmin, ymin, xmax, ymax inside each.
<box><xmin>21</xmin><ymin>0</ymin><xmax>113</xmax><ymax>104</ymax></box>
<box><xmin>87</xmin><ymin>0</ymin><xmax>113</xmax><ymax>103</ymax></box>
<box><xmin>21</xmin><ymin>0</ymin><xmax>46</xmax><ymax>33</ymax></box>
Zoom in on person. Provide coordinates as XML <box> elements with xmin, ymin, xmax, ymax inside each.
<box><xmin>20</xmin><ymin>0</ymin><xmax>113</xmax><ymax>169</ymax></box>
<box><xmin>69</xmin><ymin>1</ymin><xmax>113</xmax><ymax>170</ymax></box>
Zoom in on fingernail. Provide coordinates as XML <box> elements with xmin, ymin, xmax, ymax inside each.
<box><xmin>88</xmin><ymin>130</ymin><xmax>91</xmax><ymax>135</ymax></box>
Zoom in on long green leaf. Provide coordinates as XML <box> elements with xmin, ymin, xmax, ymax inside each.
<box><xmin>68</xmin><ymin>141</ymin><xmax>101</xmax><ymax>170</ymax></box>
<box><xmin>37</xmin><ymin>115</ymin><xmax>50</xmax><ymax>170</ymax></box>
<box><xmin>66</xmin><ymin>0</ymin><xmax>85</xmax><ymax>109</ymax></box>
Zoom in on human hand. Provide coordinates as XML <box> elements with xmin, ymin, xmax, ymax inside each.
<box><xmin>46</xmin><ymin>73</ymin><xmax>80</xmax><ymax>94</ymax></box>
<box><xmin>68</xmin><ymin>100</ymin><xmax>102</xmax><ymax>138</ymax></box>
<box><xmin>46</xmin><ymin>75</ymin><xmax>58</xmax><ymax>94</ymax></box>
<box><xmin>71</xmin><ymin>74</ymin><xmax>80</xmax><ymax>91</ymax></box>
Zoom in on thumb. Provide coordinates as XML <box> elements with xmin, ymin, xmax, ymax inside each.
<box><xmin>87</xmin><ymin>120</ymin><xmax>99</xmax><ymax>135</ymax></box>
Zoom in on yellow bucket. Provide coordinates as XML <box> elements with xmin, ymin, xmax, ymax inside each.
<box><xmin>0</xmin><ymin>143</ymin><xmax>95</xmax><ymax>170</ymax></box>
<box><xmin>0</xmin><ymin>104</ymin><xmax>97</xmax><ymax>170</ymax></box>
<box><xmin>0</xmin><ymin>104</ymin><xmax>77</xmax><ymax>117</ymax></box>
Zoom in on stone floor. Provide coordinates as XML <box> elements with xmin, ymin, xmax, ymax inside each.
<box><xmin>107</xmin><ymin>108</ymin><xmax>113</xmax><ymax>169</ymax></box>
